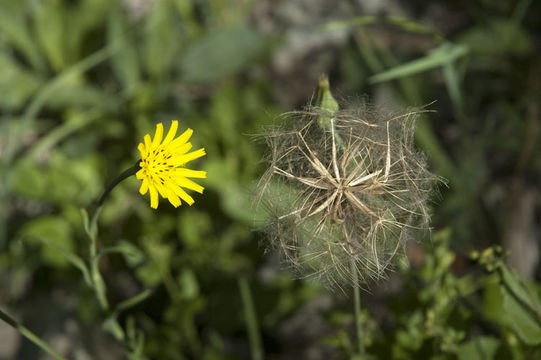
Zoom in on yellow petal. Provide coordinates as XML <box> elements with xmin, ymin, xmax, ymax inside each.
<box><xmin>175</xmin><ymin>168</ymin><xmax>207</xmax><ymax>179</ymax></box>
<box><xmin>155</xmin><ymin>181</ymin><xmax>168</xmax><ymax>199</ymax></box>
<box><xmin>139</xmin><ymin>178</ymin><xmax>149</xmax><ymax>195</ymax></box>
<box><xmin>152</xmin><ymin>123</ymin><xmax>164</xmax><ymax>149</ymax></box>
<box><xmin>172</xmin><ymin>185</ymin><xmax>194</xmax><ymax>205</ymax></box>
<box><xmin>166</xmin><ymin>186</ymin><xmax>181</xmax><ymax>207</ymax></box>
<box><xmin>144</xmin><ymin>134</ymin><xmax>152</xmax><ymax>153</ymax></box>
<box><xmin>149</xmin><ymin>185</ymin><xmax>159</xmax><ymax>209</ymax></box>
<box><xmin>177</xmin><ymin>148</ymin><xmax>206</xmax><ymax>166</ymax></box>
<box><xmin>162</xmin><ymin>120</ymin><xmax>178</xmax><ymax>147</ymax></box>
<box><xmin>169</xmin><ymin>128</ymin><xmax>193</xmax><ymax>148</ymax></box>
<box><xmin>170</xmin><ymin>143</ymin><xmax>192</xmax><ymax>158</ymax></box>
<box><xmin>138</xmin><ymin>143</ymin><xmax>146</xmax><ymax>159</ymax></box>
<box><xmin>173</xmin><ymin>176</ymin><xmax>204</xmax><ymax>193</ymax></box>
<box><xmin>136</xmin><ymin>168</ymin><xmax>145</xmax><ymax>179</ymax></box>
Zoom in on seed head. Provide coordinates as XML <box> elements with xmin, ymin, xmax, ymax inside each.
<box><xmin>257</xmin><ymin>100</ymin><xmax>439</xmax><ymax>288</ymax></box>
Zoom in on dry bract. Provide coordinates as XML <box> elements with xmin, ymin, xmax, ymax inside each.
<box><xmin>257</xmin><ymin>103</ymin><xmax>439</xmax><ymax>288</ymax></box>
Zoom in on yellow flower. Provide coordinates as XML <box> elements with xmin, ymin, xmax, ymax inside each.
<box><xmin>136</xmin><ymin>120</ymin><xmax>206</xmax><ymax>209</ymax></box>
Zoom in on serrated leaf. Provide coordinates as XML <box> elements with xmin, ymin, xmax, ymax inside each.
<box><xmin>180</xmin><ymin>26</ymin><xmax>267</xmax><ymax>84</ymax></box>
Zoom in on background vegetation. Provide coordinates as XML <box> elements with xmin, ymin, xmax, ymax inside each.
<box><xmin>0</xmin><ymin>0</ymin><xmax>539</xmax><ymax>359</ymax></box>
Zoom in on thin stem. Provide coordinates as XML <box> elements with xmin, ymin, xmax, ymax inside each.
<box><xmin>0</xmin><ymin>308</ymin><xmax>69</xmax><ymax>360</ymax></box>
<box><xmin>87</xmin><ymin>206</ymin><xmax>109</xmax><ymax>311</ymax></box>
<box><xmin>96</xmin><ymin>160</ymin><xmax>141</xmax><ymax>208</ymax></box>
<box><xmin>238</xmin><ymin>276</ymin><xmax>264</xmax><ymax>360</ymax></box>
<box><xmin>85</xmin><ymin>162</ymin><xmax>140</xmax><ymax>312</ymax></box>
<box><xmin>318</xmin><ymin>79</ymin><xmax>365</xmax><ymax>355</ymax></box>
<box><xmin>351</xmin><ymin>259</ymin><xmax>365</xmax><ymax>355</ymax></box>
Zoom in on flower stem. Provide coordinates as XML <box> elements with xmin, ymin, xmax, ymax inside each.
<box><xmin>0</xmin><ymin>308</ymin><xmax>69</xmax><ymax>360</ymax></box>
<box><xmin>81</xmin><ymin>161</ymin><xmax>141</xmax><ymax>313</ymax></box>
<box><xmin>238</xmin><ymin>276</ymin><xmax>264</xmax><ymax>360</ymax></box>
<box><xmin>85</xmin><ymin>206</ymin><xmax>109</xmax><ymax>311</ymax></box>
<box><xmin>351</xmin><ymin>258</ymin><xmax>365</xmax><ymax>355</ymax></box>
<box><xmin>96</xmin><ymin>160</ymin><xmax>140</xmax><ymax>208</ymax></box>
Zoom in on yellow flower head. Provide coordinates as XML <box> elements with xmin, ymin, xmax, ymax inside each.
<box><xmin>136</xmin><ymin>120</ymin><xmax>206</xmax><ymax>209</ymax></box>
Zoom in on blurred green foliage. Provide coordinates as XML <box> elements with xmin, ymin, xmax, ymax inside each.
<box><xmin>0</xmin><ymin>0</ymin><xmax>540</xmax><ymax>359</ymax></box>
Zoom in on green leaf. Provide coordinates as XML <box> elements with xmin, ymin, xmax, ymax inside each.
<box><xmin>457</xmin><ymin>19</ymin><xmax>532</xmax><ymax>56</ymax></box>
<box><xmin>481</xmin><ymin>275</ymin><xmax>506</xmax><ymax>324</ymax></box>
<box><xmin>91</xmin><ymin>257</ymin><xmax>108</xmax><ymax>309</ymax></box>
<box><xmin>502</xmin><ymin>290</ymin><xmax>541</xmax><ymax>345</ymax></box>
<box><xmin>180</xmin><ymin>26</ymin><xmax>267</xmax><ymax>84</ymax></box>
<box><xmin>171</xmin><ymin>0</ymin><xmax>201</xmax><ymax>39</ymax></box>
<box><xmin>46</xmin><ymin>241</ymin><xmax>91</xmax><ymax>287</ymax></box>
<box><xmin>324</xmin><ymin>15</ymin><xmax>378</xmax><ymax>29</ymax></box>
<box><xmin>81</xmin><ymin>208</ymin><xmax>91</xmax><ymax>236</ymax></box>
<box><xmin>386</xmin><ymin>16</ymin><xmax>443</xmax><ymax>39</ymax></box>
<box><xmin>457</xmin><ymin>337</ymin><xmax>499</xmax><ymax>360</ymax></box>
<box><xmin>369</xmin><ymin>42</ymin><xmax>468</xmax><ymax>83</ymax></box>
<box><xmin>33</xmin><ymin>0</ymin><xmax>67</xmax><ymax>71</ymax></box>
<box><xmin>72</xmin><ymin>0</ymin><xmax>113</xmax><ymax>40</ymax></box>
<box><xmin>103</xmin><ymin>316</ymin><xmax>125</xmax><ymax>341</ymax></box>
<box><xmin>143</xmin><ymin>0</ymin><xmax>180</xmax><ymax>78</ymax></box>
<box><xmin>43</xmin><ymin>80</ymin><xmax>111</xmax><ymax>110</ymax></box>
<box><xmin>8</xmin><ymin>159</ymin><xmax>48</xmax><ymax>199</ymax></box>
<box><xmin>177</xmin><ymin>210</ymin><xmax>212</xmax><ymax>248</ymax></box>
<box><xmin>0</xmin><ymin>2</ymin><xmax>44</xmax><ymax>71</ymax></box>
<box><xmin>178</xmin><ymin>268</ymin><xmax>199</xmax><ymax>300</ymax></box>
<box><xmin>89</xmin><ymin>206</ymin><xmax>102</xmax><ymax>241</ymax></box>
<box><xmin>19</xmin><ymin>216</ymin><xmax>77</xmax><ymax>269</ymax></box>
<box><xmin>11</xmin><ymin>151</ymin><xmax>102</xmax><ymax>205</ymax></box>
<box><xmin>116</xmin><ymin>289</ymin><xmax>153</xmax><ymax>313</ymax></box>
<box><xmin>125</xmin><ymin>315</ymin><xmax>146</xmax><ymax>359</ymax></box>
<box><xmin>0</xmin><ymin>53</ymin><xmax>43</xmax><ymax>110</ymax></box>
<box><xmin>24</xmin><ymin>110</ymin><xmax>103</xmax><ymax>161</ymax></box>
<box><xmin>108</xmin><ymin>8</ymin><xmax>140</xmax><ymax>94</ymax></box>
<box><xmin>500</xmin><ymin>266</ymin><xmax>541</xmax><ymax>344</ymax></box>
<box><xmin>324</xmin><ymin>15</ymin><xmax>442</xmax><ymax>41</ymax></box>
<box><xmin>11</xmin><ymin>45</ymin><xmax>115</xmax><ymax>164</ymax></box>
<box><xmin>136</xmin><ymin>239</ymin><xmax>173</xmax><ymax>286</ymax></box>
<box><xmin>501</xmin><ymin>266</ymin><xmax>541</xmax><ymax>315</ymax></box>
<box><xmin>100</xmin><ymin>240</ymin><xmax>145</xmax><ymax>267</ymax></box>
<box><xmin>204</xmin><ymin>159</ymin><xmax>268</xmax><ymax>224</ymax></box>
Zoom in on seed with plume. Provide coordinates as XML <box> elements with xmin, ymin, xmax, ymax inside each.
<box><xmin>257</xmin><ymin>101</ymin><xmax>439</xmax><ymax>288</ymax></box>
